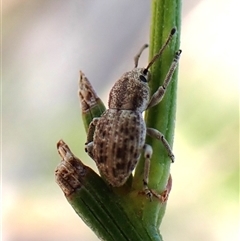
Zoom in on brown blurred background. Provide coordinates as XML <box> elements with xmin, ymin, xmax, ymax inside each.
<box><xmin>2</xmin><ymin>0</ymin><xmax>239</xmax><ymax>240</ymax></box>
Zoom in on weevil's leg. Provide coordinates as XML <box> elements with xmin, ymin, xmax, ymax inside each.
<box><xmin>142</xmin><ymin>145</ymin><xmax>172</xmax><ymax>202</ymax></box>
<box><xmin>85</xmin><ymin>117</ymin><xmax>99</xmax><ymax>144</ymax></box>
<box><xmin>147</xmin><ymin>127</ymin><xmax>175</xmax><ymax>162</ymax></box>
<box><xmin>151</xmin><ymin>174</ymin><xmax>172</xmax><ymax>202</ymax></box>
<box><xmin>85</xmin><ymin>117</ymin><xmax>99</xmax><ymax>159</ymax></box>
<box><xmin>142</xmin><ymin>144</ymin><xmax>153</xmax><ymax>200</ymax></box>
<box><xmin>85</xmin><ymin>141</ymin><xmax>94</xmax><ymax>159</ymax></box>
<box><xmin>147</xmin><ymin>50</ymin><xmax>182</xmax><ymax>109</ymax></box>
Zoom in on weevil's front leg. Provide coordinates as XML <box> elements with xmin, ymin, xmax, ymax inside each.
<box><xmin>147</xmin><ymin>127</ymin><xmax>175</xmax><ymax>162</ymax></box>
<box><xmin>85</xmin><ymin>117</ymin><xmax>99</xmax><ymax>159</ymax></box>
<box><xmin>147</xmin><ymin>50</ymin><xmax>182</xmax><ymax>109</ymax></box>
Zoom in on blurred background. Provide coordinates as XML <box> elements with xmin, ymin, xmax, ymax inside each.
<box><xmin>2</xmin><ymin>0</ymin><xmax>239</xmax><ymax>240</ymax></box>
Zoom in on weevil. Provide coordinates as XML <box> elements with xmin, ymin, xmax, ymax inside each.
<box><xmin>84</xmin><ymin>28</ymin><xmax>181</xmax><ymax>198</ymax></box>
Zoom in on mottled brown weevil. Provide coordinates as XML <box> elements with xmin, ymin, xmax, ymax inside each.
<box><xmin>84</xmin><ymin>27</ymin><xmax>181</xmax><ymax>199</ymax></box>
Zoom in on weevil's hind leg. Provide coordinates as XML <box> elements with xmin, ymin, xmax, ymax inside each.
<box><xmin>142</xmin><ymin>144</ymin><xmax>153</xmax><ymax>200</ymax></box>
<box><xmin>85</xmin><ymin>117</ymin><xmax>99</xmax><ymax>159</ymax></box>
<box><xmin>85</xmin><ymin>117</ymin><xmax>99</xmax><ymax>144</ymax></box>
<box><xmin>147</xmin><ymin>127</ymin><xmax>175</xmax><ymax>162</ymax></box>
<box><xmin>142</xmin><ymin>145</ymin><xmax>172</xmax><ymax>202</ymax></box>
<box><xmin>147</xmin><ymin>50</ymin><xmax>182</xmax><ymax>109</ymax></box>
<box><xmin>151</xmin><ymin>174</ymin><xmax>172</xmax><ymax>203</ymax></box>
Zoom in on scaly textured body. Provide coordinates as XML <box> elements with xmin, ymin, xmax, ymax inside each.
<box><xmin>93</xmin><ymin>109</ymin><xmax>146</xmax><ymax>186</ymax></box>
<box><xmin>83</xmin><ymin>28</ymin><xmax>181</xmax><ymax>199</ymax></box>
<box><xmin>88</xmin><ymin>68</ymin><xmax>150</xmax><ymax>186</ymax></box>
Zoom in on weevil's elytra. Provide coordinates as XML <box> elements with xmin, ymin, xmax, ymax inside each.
<box><xmin>93</xmin><ymin>109</ymin><xmax>146</xmax><ymax>186</ymax></box>
<box><xmin>83</xmin><ymin>27</ymin><xmax>181</xmax><ymax>198</ymax></box>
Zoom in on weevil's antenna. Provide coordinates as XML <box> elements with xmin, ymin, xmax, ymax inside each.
<box><xmin>143</xmin><ymin>27</ymin><xmax>177</xmax><ymax>74</ymax></box>
<box><xmin>134</xmin><ymin>44</ymin><xmax>148</xmax><ymax>68</ymax></box>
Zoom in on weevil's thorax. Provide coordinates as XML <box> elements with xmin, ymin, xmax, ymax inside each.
<box><xmin>108</xmin><ymin>68</ymin><xmax>150</xmax><ymax>112</ymax></box>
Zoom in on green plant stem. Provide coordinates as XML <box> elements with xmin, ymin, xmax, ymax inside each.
<box><xmin>133</xmin><ymin>0</ymin><xmax>181</xmax><ymax>227</ymax></box>
<box><xmin>56</xmin><ymin>141</ymin><xmax>162</xmax><ymax>241</ymax></box>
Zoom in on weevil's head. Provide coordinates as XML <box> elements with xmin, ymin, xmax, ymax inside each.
<box><xmin>108</xmin><ymin>67</ymin><xmax>150</xmax><ymax>112</ymax></box>
<box><xmin>108</xmin><ymin>27</ymin><xmax>178</xmax><ymax>112</ymax></box>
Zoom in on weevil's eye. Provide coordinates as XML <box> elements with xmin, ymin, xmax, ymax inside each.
<box><xmin>139</xmin><ymin>74</ymin><xmax>147</xmax><ymax>82</ymax></box>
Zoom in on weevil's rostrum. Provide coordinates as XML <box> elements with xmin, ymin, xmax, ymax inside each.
<box><xmin>83</xmin><ymin>28</ymin><xmax>181</xmax><ymax>197</ymax></box>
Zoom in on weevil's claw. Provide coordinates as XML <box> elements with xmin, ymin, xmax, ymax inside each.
<box><xmin>144</xmin><ymin>188</ymin><xmax>153</xmax><ymax>201</ymax></box>
<box><xmin>151</xmin><ymin>174</ymin><xmax>172</xmax><ymax>202</ymax></box>
<box><xmin>169</xmin><ymin>153</ymin><xmax>175</xmax><ymax>163</ymax></box>
<box><xmin>138</xmin><ymin>175</ymin><xmax>172</xmax><ymax>202</ymax></box>
<box><xmin>151</xmin><ymin>189</ymin><xmax>169</xmax><ymax>203</ymax></box>
<box><xmin>138</xmin><ymin>187</ymin><xmax>154</xmax><ymax>202</ymax></box>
